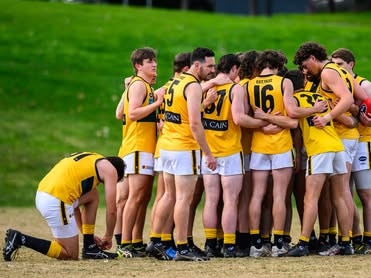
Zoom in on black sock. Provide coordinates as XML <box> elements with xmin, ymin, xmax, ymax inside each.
<box><xmin>83</xmin><ymin>234</ymin><xmax>95</xmax><ymax>249</ymax></box>
<box><xmin>22</xmin><ymin>233</ymin><xmax>51</xmax><ymax>255</ymax></box>
<box><xmin>237</xmin><ymin>233</ymin><xmax>250</xmax><ymax>249</ymax></box>
<box><xmin>187</xmin><ymin>236</ymin><xmax>195</xmax><ymax>247</ymax></box>
<box><xmin>114</xmin><ymin>234</ymin><xmax>122</xmax><ymax>246</ymax></box>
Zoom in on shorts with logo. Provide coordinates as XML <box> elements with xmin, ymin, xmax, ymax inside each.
<box><xmin>351</xmin><ymin>141</ymin><xmax>371</xmax><ymax>190</ymax></box>
<box><xmin>123</xmin><ymin>151</ymin><xmax>154</xmax><ymax>176</ymax></box>
<box><xmin>160</xmin><ymin>149</ymin><xmax>200</xmax><ymax>175</ymax></box>
<box><xmin>36</xmin><ymin>191</ymin><xmax>79</xmax><ymax>239</ymax></box>
<box><xmin>351</xmin><ymin>141</ymin><xmax>371</xmax><ymax>172</ymax></box>
<box><xmin>342</xmin><ymin>138</ymin><xmax>358</xmax><ymax>165</ymax></box>
<box><xmin>250</xmin><ymin>149</ymin><xmax>294</xmax><ymax>170</ymax></box>
<box><xmin>202</xmin><ymin>152</ymin><xmax>244</xmax><ymax>176</ymax></box>
<box><xmin>306</xmin><ymin>151</ymin><xmax>347</xmax><ymax>176</ymax></box>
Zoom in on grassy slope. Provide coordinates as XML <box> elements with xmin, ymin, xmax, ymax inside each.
<box><xmin>1</xmin><ymin>0</ymin><xmax>370</xmax><ymax>206</ymax></box>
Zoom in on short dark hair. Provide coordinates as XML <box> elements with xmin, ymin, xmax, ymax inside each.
<box><xmin>190</xmin><ymin>47</ymin><xmax>215</xmax><ymax>64</ymax></box>
<box><xmin>216</xmin><ymin>54</ymin><xmax>240</xmax><ymax>74</ymax></box>
<box><xmin>238</xmin><ymin>50</ymin><xmax>260</xmax><ymax>79</ymax></box>
<box><xmin>130</xmin><ymin>47</ymin><xmax>157</xmax><ymax>73</ymax></box>
<box><xmin>285</xmin><ymin>69</ymin><xmax>305</xmax><ymax>91</ymax></box>
<box><xmin>173</xmin><ymin>52</ymin><xmax>191</xmax><ymax>74</ymax></box>
<box><xmin>255</xmin><ymin>50</ymin><xmax>287</xmax><ymax>73</ymax></box>
<box><xmin>330</xmin><ymin>48</ymin><xmax>355</xmax><ymax>64</ymax></box>
<box><xmin>105</xmin><ymin>156</ymin><xmax>126</xmax><ymax>182</ymax></box>
<box><xmin>293</xmin><ymin>42</ymin><xmax>328</xmax><ymax>66</ymax></box>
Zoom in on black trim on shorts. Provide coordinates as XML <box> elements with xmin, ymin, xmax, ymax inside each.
<box><xmin>60</xmin><ymin>201</ymin><xmax>68</xmax><ymax>225</ymax></box>
<box><xmin>135</xmin><ymin>151</ymin><xmax>139</xmax><ymax>174</ymax></box>
<box><xmin>192</xmin><ymin>150</ymin><xmax>197</xmax><ymax>175</ymax></box>
<box><xmin>308</xmin><ymin>156</ymin><xmax>312</xmax><ymax>176</ymax></box>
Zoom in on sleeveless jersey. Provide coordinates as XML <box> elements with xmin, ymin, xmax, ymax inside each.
<box><xmin>304</xmin><ymin>80</ymin><xmax>319</xmax><ymax>93</ymax></box>
<box><xmin>37</xmin><ymin>152</ymin><xmax>104</xmax><ymax>205</ymax></box>
<box><xmin>319</xmin><ymin>62</ymin><xmax>359</xmax><ymax>140</ymax></box>
<box><xmin>118</xmin><ymin>76</ymin><xmax>157</xmax><ymax>157</ymax></box>
<box><xmin>247</xmin><ymin>74</ymin><xmax>293</xmax><ymax>154</ymax></box>
<box><xmin>154</xmin><ymin>78</ymin><xmax>172</xmax><ymax>158</ymax></box>
<box><xmin>294</xmin><ymin>92</ymin><xmax>344</xmax><ymax>156</ymax></box>
<box><xmin>160</xmin><ymin>72</ymin><xmax>200</xmax><ymax>151</ymax></box>
<box><xmin>202</xmin><ymin>82</ymin><xmax>242</xmax><ymax>157</ymax></box>
<box><xmin>238</xmin><ymin>78</ymin><xmax>252</xmax><ymax>155</ymax></box>
<box><xmin>355</xmin><ymin>74</ymin><xmax>371</xmax><ymax>142</ymax></box>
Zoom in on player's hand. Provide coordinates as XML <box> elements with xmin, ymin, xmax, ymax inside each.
<box><xmin>203</xmin><ymin>88</ymin><xmax>218</xmax><ymax>108</ymax></box>
<box><xmin>100</xmin><ymin>236</ymin><xmax>113</xmax><ymax>250</ymax></box>
<box><xmin>359</xmin><ymin>111</ymin><xmax>371</xmax><ymax>126</ymax></box>
<box><xmin>204</xmin><ymin>153</ymin><xmax>217</xmax><ymax>171</ymax></box>
<box><xmin>313</xmin><ymin>99</ymin><xmax>328</xmax><ymax>113</ymax></box>
<box><xmin>312</xmin><ymin>115</ymin><xmax>328</xmax><ymax>128</ymax></box>
<box><xmin>154</xmin><ymin>87</ymin><xmax>165</xmax><ymax>106</ymax></box>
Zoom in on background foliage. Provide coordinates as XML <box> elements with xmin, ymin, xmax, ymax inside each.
<box><xmin>1</xmin><ymin>0</ymin><xmax>370</xmax><ymax>206</ymax></box>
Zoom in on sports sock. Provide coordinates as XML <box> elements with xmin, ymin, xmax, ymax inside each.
<box><xmin>82</xmin><ymin>224</ymin><xmax>95</xmax><ymax>249</ymax></box>
<box><xmin>114</xmin><ymin>234</ymin><xmax>122</xmax><ymax>246</ymax></box>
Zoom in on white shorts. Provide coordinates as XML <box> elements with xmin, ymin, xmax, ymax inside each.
<box><xmin>202</xmin><ymin>152</ymin><xmax>244</xmax><ymax>176</ymax></box>
<box><xmin>352</xmin><ymin>169</ymin><xmax>371</xmax><ymax>190</ymax></box>
<box><xmin>341</xmin><ymin>138</ymin><xmax>358</xmax><ymax>165</ymax></box>
<box><xmin>123</xmin><ymin>151</ymin><xmax>154</xmax><ymax>176</ymax></box>
<box><xmin>243</xmin><ymin>154</ymin><xmax>251</xmax><ymax>172</ymax></box>
<box><xmin>306</xmin><ymin>151</ymin><xmax>347</xmax><ymax>176</ymax></box>
<box><xmin>160</xmin><ymin>149</ymin><xmax>200</xmax><ymax>175</ymax></box>
<box><xmin>351</xmin><ymin>141</ymin><xmax>371</xmax><ymax>172</ymax></box>
<box><xmin>35</xmin><ymin>191</ymin><xmax>79</xmax><ymax>239</ymax></box>
<box><xmin>250</xmin><ymin>149</ymin><xmax>294</xmax><ymax>170</ymax></box>
<box><xmin>154</xmin><ymin>157</ymin><xmax>163</xmax><ymax>172</ymax></box>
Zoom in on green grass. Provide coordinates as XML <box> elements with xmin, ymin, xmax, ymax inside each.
<box><xmin>1</xmin><ymin>0</ymin><xmax>370</xmax><ymax>206</ymax></box>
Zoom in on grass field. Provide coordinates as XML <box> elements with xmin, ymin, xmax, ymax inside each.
<box><xmin>2</xmin><ymin>207</ymin><xmax>371</xmax><ymax>278</ymax></box>
<box><xmin>1</xmin><ymin>0</ymin><xmax>371</xmax><ymax>206</ymax></box>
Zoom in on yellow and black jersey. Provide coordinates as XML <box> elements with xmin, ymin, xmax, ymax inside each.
<box><xmin>38</xmin><ymin>152</ymin><xmax>104</xmax><ymax>205</ymax></box>
<box><xmin>238</xmin><ymin>78</ymin><xmax>252</xmax><ymax>155</ymax></box>
<box><xmin>202</xmin><ymin>82</ymin><xmax>242</xmax><ymax>157</ymax></box>
<box><xmin>355</xmin><ymin>74</ymin><xmax>371</xmax><ymax>142</ymax></box>
<box><xmin>304</xmin><ymin>80</ymin><xmax>320</xmax><ymax>93</ymax></box>
<box><xmin>294</xmin><ymin>91</ymin><xmax>344</xmax><ymax>156</ymax></box>
<box><xmin>319</xmin><ymin>62</ymin><xmax>359</xmax><ymax>140</ymax></box>
<box><xmin>118</xmin><ymin>76</ymin><xmax>157</xmax><ymax>157</ymax></box>
<box><xmin>161</xmin><ymin>72</ymin><xmax>201</xmax><ymax>151</ymax></box>
<box><xmin>247</xmin><ymin>74</ymin><xmax>293</xmax><ymax>154</ymax></box>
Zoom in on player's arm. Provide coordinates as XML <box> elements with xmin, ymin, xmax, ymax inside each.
<box><xmin>115</xmin><ymin>93</ymin><xmax>125</xmax><ymax>120</ymax></box>
<box><xmin>254</xmin><ymin>107</ymin><xmax>298</xmax><ymax>129</ymax></box>
<box><xmin>187</xmin><ymin>82</ymin><xmax>216</xmax><ymax>170</ymax></box>
<box><xmin>128</xmin><ymin>82</ymin><xmax>164</xmax><ymax>121</ymax></box>
<box><xmin>231</xmin><ymin>84</ymin><xmax>267</xmax><ymax>128</ymax></box>
<box><xmin>323</xmin><ymin>69</ymin><xmax>354</xmax><ymax>120</ymax></box>
<box><xmin>96</xmin><ymin>159</ymin><xmax>118</xmax><ymax>249</ymax></box>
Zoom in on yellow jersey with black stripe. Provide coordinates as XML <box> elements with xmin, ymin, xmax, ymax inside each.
<box><xmin>203</xmin><ymin>82</ymin><xmax>242</xmax><ymax>157</ymax></box>
<box><xmin>154</xmin><ymin>79</ymin><xmax>172</xmax><ymax>159</ymax></box>
<box><xmin>238</xmin><ymin>78</ymin><xmax>252</xmax><ymax>155</ymax></box>
<box><xmin>304</xmin><ymin>79</ymin><xmax>319</xmax><ymax>93</ymax></box>
<box><xmin>355</xmin><ymin>74</ymin><xmax>371</xmax><ymax>142</ymax></box>
<box><xmin>118</xmin><ymin>76</ymin><xmax>157</xmax><ymax>157</ymax></box>
<box><xmin>37</xmin><ymin>152</ymin><xmax>104</xmax><ymax>205</ymax></box>
<box><xmin>319</xmin><ymin>62</ymin><xmax>359</xmax><ymax>140</ymax></box>
<box><xmin>294</xmin><ymin>91</ymin><xmax>344</xmax><ymax>156</ymax></box>
<box><xmin>247</xmin><ymin>74</ymin><xmax>293</xmax><ymax>154</ymax></box>
<box><xmin>160</xmin><ymin>72</ymin><xmax>200</xmax><ymax>151</ymax></box>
